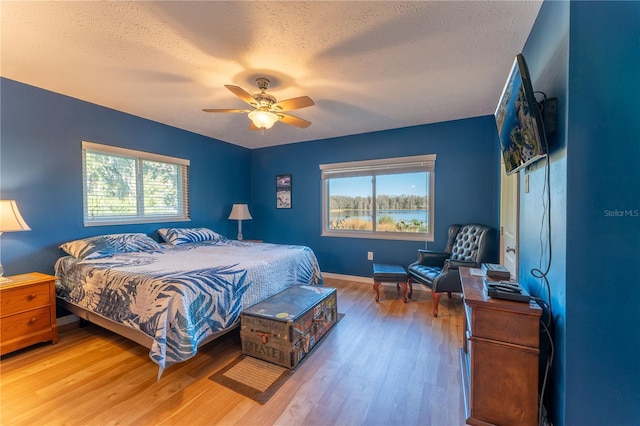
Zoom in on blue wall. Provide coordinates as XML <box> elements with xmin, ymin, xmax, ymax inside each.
<box><xmin>0</xmin><ymin>78</ymin><xmax>251</xmax><ymax>276</ymax></box>
<box><xmin>251</xmin><ymin>116</ymin><xmax>500</xmax><ymax>278</ymax></box>
<box><xmin>519</xmin><ymin>1</ymin><xmax>569</xmax><ymax>424</ymax></box>
<box><xmin>522</xmin><ymin>1</ymin><xmax>640</xmax><ymax>425</ymax></box>
<box><xmin>566</xmin><ymin>2</ymin><xmax>640</xmax><ymax>425</ymax></box>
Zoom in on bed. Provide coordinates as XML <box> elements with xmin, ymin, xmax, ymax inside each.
<box><xmin>54</xmin><ymin>229</ymin><xmax>323</xmax><ymax>378</ymax></box>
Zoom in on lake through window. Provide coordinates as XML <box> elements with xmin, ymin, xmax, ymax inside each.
<box><xmin>320</xmin><ymin>155</ymin><xmax>435</xmax><ymax>241</ymax></box>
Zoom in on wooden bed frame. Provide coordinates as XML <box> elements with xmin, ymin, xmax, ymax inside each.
<box><xmin>58</xmin><ymin>299</ymin><xmax>239</xmax><ymax>350</ymax></box>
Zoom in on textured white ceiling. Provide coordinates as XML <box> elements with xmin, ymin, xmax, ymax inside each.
<box><xmin>1</xmin><ymin>1</ymin><xmax>542</xmax><ymax>149</ymax></box>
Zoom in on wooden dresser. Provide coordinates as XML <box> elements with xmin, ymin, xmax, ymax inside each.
<box><xmin>1</xmin><ymin>272</ymin><xmax>58</xmax><ymax>355</ymax></box>
<box><xmin>459</xmin><ymin>267</ymin><xmax>541</xmax><ymax>426</ymax></box>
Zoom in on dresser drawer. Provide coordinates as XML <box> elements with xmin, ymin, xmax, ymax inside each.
<box><xmin>0</xmin><ymin>273</ymin><xmax>58</xmax><ymax>355</ymax></box>
<box><xmin>471</xmin><ymin>304</ymin><xmax>540</xmax><ymax>348</ymax></box>
<box><xmin>1</xmin><ymin>282</ymin><xmax>51</xmax><ymax>316</ymax></box>
<box><xmin>1</xmin><ymin>306</ymin><xmax>52</xmax><ymax>341</ymax></box>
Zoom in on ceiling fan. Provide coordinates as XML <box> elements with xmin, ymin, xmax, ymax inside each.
<box><xmin>203</xmin><ymin>78</ymin><xmax>314</xmax><ymax>130</ymax></box>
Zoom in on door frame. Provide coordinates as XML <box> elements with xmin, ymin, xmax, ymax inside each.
<box><xmin>499</xmin><ymin>163</ymin><xmax>520</xmax><ymax>281</ymax></box>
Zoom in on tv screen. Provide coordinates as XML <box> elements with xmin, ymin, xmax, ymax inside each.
<box><xmin>495</xmin><ymin>54</ymin><xmax>547</xmax><ymax>175</ymax></box>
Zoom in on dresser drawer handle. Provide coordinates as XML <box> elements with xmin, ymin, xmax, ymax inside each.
<box><xmin>28</xmin><ymin>317</ymin><xmax>38</xmax><ymax>324</ymax></box>
<box><xmin>27</xmin><ymin>294</ymin><xmax>37</xmax><ymax>301</ymax></box>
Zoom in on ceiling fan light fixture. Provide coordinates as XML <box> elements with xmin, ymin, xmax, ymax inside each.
<box><xmin>248</xmin><ymin>109</ymin><xmax>279</xmax><ymax>129</ymax></box>
<box><xmin>204</xmin><ymin>79</ymin><xmax>313</xmax><ymax>130</ymax></box>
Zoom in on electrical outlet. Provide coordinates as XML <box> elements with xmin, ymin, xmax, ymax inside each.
<box><xmin>367</xmin><ymin>251</ymin><xmax>374</xmax><ymax>261</ymax></box>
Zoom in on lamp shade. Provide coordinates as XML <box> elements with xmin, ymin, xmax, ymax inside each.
<box><xmin>228</xmin><ymin>204</ymin><xmax>252</xmax><ymax>220</ymax></box>
<box><xmin>0</xmin><ymin>200</ymin><xmax>31</xmax><ymax>232</ymax></box>
<box><xmin>248</xmin><ymin>109</ymin><xmax>279</xmax><ymax>129</ymax></box>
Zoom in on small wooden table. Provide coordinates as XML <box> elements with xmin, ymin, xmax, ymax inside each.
<box><xmin>372</xmin><ymin>263</ymin><xmax>410</xmax><ymax>303</ymax></box>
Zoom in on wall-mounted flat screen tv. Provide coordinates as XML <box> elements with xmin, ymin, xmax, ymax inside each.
<box><xmin>494</xmin><ymin>54</ymin><xmax>547</xmax><ymax>175</ymax></box>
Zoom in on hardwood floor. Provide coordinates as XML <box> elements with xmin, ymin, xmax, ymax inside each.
<box><xmin>0</xmin><ymin>278</ymin><xmax>466</xmax><ymax>426</ymax></box>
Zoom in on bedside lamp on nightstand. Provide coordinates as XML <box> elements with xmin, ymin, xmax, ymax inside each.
<box><xmin>228</xmin><ymin>204</ymin><xmax>252</xmax><ymax>240</ymax></box>
<box><xmin>0</xmin><ymin>200</ymin><xmax>31</xmax><ymax>283</ymax></box>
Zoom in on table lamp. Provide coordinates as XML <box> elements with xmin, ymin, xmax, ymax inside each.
<box><xmin>0</xmin><ymin>200</ymin><xmax>31</xmax><ymax>283</ymax></box>
<box><xmin>228</xmin><ymin>204</ymin><xmax>252</xmax><ymax>240</ymax></box>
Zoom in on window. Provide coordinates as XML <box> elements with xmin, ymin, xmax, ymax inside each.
<box><xmin>82</xmin><ymin>141</ymin><xmax>189</xmax><ymax>226</ymax></box>
<box><xmin>320</xmin><ymin>155</ymin><xmax>435</xmax><ymax>241</ymax></box>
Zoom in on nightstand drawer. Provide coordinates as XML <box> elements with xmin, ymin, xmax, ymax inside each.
<box><xmin>1</xmin><ymin>306</ymin><xmax>52</xmax><ymax>342</ymax></box>
<box><xmin>1</xmin><ymin>283</ymin><xmax>51</xmax><ymax>316</ymax></box>
<box><xmin>0</xmin><ymin>273</ymin><xmax>58</xmax><ymax>355</ymax></box>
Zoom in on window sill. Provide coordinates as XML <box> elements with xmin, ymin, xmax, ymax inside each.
<box><xmin>321</xmin><ymin>230</ymin><xmax>433</xmax><ymax>242</ymax></box>
<box><xmin>84</xmin><ymin>217</ymin><xmax>190</xmax><ymax>227</ymax></box>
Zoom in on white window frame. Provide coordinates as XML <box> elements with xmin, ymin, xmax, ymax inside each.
<box><xmin>320</xmin><ymin>154</ymin><xmax>436</xmax><ymax>242</ymax></box>
<box><xmin>82</xmin><ymin>141</ymin><xmax>190</xmax><ymax>226</ymax></box>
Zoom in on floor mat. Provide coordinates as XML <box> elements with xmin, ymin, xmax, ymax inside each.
<box><xmin>209</xmin><ymin>313</ymin><xmax>343</xmax><ymax>404</ymax></box>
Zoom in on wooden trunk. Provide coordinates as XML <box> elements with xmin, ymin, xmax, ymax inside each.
<box><xmin>240</xmin><ymin>285</ymin><xmax>337</xmax><ymax>368</ymax></box>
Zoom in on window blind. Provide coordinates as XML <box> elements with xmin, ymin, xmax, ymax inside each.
<box><xmin>82</xmin><ymin>141</ymin><xmax>190</xmax><ymax>226</ymax></box>
<box><xmin>320</xmin><ymin>155</ymin><xmax>436</xmax><ymax>179</ymax></box>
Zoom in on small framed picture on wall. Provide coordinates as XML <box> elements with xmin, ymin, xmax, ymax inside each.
<box><xmin>276</xmin><ymin>174</ymin><xmax>292</xmax><ymax>209</ymax></box>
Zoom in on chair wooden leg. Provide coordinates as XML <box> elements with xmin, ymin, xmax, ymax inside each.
<box><xmin>432</xmin><ymin>291</ymin><xmax>442</xmax><ymax>317</ymax></box>
<box><xmin>448</xmin><ymin>292</ymin><xmax>452</xmax><ymax>299</ymax></box>
<box><xmin>407</xmin><ymin>277</ymin><xmax>414</xmax><ymax>299</ymax></box>
<box><xmin>399</xmin><ymin>281</ymin><xmax>408</xmax><ymax>303</ymax></box>
<box><xmin>373</xmin><ymin>281</ymin><xmax>381</xmax><ymax>302</ymax></box>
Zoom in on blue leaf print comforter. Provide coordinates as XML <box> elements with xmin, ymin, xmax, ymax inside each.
<box><xmin>55</xmin><ymin>240</ymin><xmax>323</xmax><ymax>375</ymax></box>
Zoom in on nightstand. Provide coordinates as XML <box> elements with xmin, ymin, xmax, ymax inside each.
<box><xmin>0</xmin><ymin>272</ymin><xmax>58</xmax><ymax>355</ymax></box>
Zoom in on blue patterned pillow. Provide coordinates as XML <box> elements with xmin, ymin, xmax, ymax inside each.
<box><xmin>118</xmin><ymin>234</ymin><xmax>163</xmax><ymax>253</ymax></box>
<box><xmin>60</xmin><ymin>235</ymin><xmax>120</xmax><ymax>260</ymax></box>
<box><xmin>157</xmin><ymin>227</ymin><xmax>224</xmax><ymax>245</ymax></box>
<box><xmin>60</xmin><ymin>233</ymin><xmax>162</xmax><ymax>260</ymax></box>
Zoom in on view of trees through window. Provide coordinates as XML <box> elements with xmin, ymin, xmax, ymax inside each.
<box><xmin>328</xmin><ymin>172</ymin><xmax>428</xmax><ymax>233</ymax></box>
<box><xmin>85</xmin><ymin>152</ymin><xmax>138</xmax><ymax>217</ymax></box>
<box><xmin>83</xmin><ymin>143</ymin><xmax>188</xmax><ymax>225</ymax></box>
<box><xmin>143</xmin><ymin>160</ymin><xmax>180</xmax><ymax>215</ymax></box>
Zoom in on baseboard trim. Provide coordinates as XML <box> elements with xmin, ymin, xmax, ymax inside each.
<box><xmin>56</xmin><ymin>314</ymin><xmax>80</xmax><ymax>332</ymax></box>
<box><xmin>322</xmin><ymin>272</ymin><xmax>426</xmax><ymax>291</ymax></box>
<box><xmin>322</xmin><ymin>272</ymin><xmax>370</xmax><ymax>283</ymax></box>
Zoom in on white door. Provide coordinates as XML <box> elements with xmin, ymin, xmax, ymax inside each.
<box><xmin>500</xmin><ymin>162</ymin><xmax>519</xmax><ymax>281</ymax></box>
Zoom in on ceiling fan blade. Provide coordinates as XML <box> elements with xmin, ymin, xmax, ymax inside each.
<box><xmin>278</xmin><ymin>113</ymin><xmax>311</xmax><ymax>128</ymax></box>
<box><xmin>225</xmin><ymin>85</ymin><xmax>257</xmax><ymax>106</ymax></box>
<box><xmin>202</xmin><ymin>108</ymin><xmax>250</xmax><ymax>113</ymax></box>
<box><xmin>272</xmin><ymin>96</ymin><xmax>314</xmax><ymax>112</ymax></box>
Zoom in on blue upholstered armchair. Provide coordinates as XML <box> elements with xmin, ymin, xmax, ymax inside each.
<box><xmin>408</xmin><ymin>224</ymin><xmax>498</xmax><ymax>317</ymax></box>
